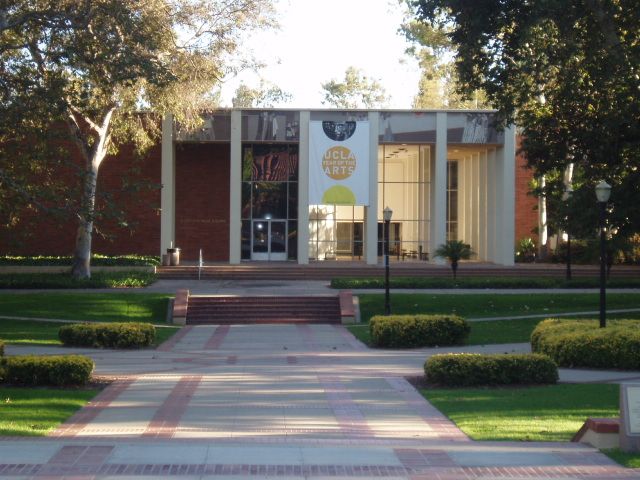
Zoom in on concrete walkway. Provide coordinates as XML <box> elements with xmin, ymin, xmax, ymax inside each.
<box><xmin>2</xmin><ymin>324</ymin><xmax>640</xmax><ymax>479</ymax></box>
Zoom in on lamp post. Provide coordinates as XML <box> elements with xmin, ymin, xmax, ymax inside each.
<box><xmin>595</xmin><ymin>181</ymin><xmax>611</xmax><ymax>328</ymax></box>
<box><xmin>383</xmin><ymin>206</ymin><xmax>393</xmax><ymax>316</ymax></box>
<box><xmin>562</xmin><ymin>186</ymin><xmax>573</xmax><ymax>281</ymax></box>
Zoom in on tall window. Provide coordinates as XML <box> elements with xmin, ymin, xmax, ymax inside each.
<box><xmin>447</xmin><ymin>161</ymin><xmax>458</xmax><ymax>241</ymax></box>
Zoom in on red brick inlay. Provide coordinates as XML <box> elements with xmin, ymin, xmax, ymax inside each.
<box><xmin>156</xmin><ymin>325</ymin><xmax>193</xmax><ymax>352</ymax></box>
<box><xmin>204</xmin><ymin>325</ymin><xmax>230</xmax><ymax>350</ymax></box>
<box><xmin>395</xmin><ymin>448</ymin><xmax>457</xmax><ymax>468</ymax></box>
<box><xmin>286</xmin><ymin>355</ymin><xmax>298</xmax><ymax>365</ymax></box>
<box><xmin>143</xmin><ymin>375</ymin><xmax>202</xmax><ymax>439</ymax></box>
<box><xmin>226</xmin><ymin>355</ymin><xmax>237</xmax><ymax>365</ymax></box>
<box><xmin>318</xmin><ymin>374</ymin><xmax>373</xmax><ymax>437</ymax></box>
<box><xmin>51</xmin><ymin>379</ymin><xmax>134</xmax><ymax>438</ymax></box>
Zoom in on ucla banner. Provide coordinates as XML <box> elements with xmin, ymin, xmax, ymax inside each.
<box><xmin>309</xmin><ymin>120</ymin><xmax>369</xmax><ymax>205</ymax></box>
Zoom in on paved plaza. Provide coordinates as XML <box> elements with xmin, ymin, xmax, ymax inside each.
<box><xmin>2</xmin><ymin>319</ymin><xmax>640</xmax><ymax>479</ymax></box>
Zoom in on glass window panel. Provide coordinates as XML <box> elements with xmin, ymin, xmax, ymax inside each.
<box><xmin>175</xmin><ymin>112</ymin><xmax>231</xmax><ymax>142</ymax></box>
<box><xmin>378</xmin><ymin>112</ymin><xmax>436</xmax><ymax>143</ymax></box>
<box><xmin>288</xmin><ymin>221</ymin><xmax>297</xmax><ymax>260</ymax></box>
<box><xmin>447</xmin><ymin>113</ymin><xmax>504</xmax><ymax>144</ymax></box>
<box><xmin>288</xmin><ymin>182</ymin><xmax>298</xmax><ymax>219</ymax></box>
<box><xmin>242</xmin><ymin>111</ymin><xmax>300</xmax><ymax>141</ymax></box>
<box><xmin>288</xmin><ymin>146</ymin><xmax>299</xmax><ymax>181</ymax></box>
<box><xmin>242</xmin><ymin>147</ymin><xmax>254</xmax><ymax>181</ymax></box>
<box><xmin>241</xmin><ymin>182</ymin><xmax>251</xmax><ymax>219</ymax></box>
<box><xmin>252</xmin><ymin>182</ymin><xmax>287</xmax><ymax>219</ymax></box>
<box><xmin>241</xmin><ymin>220</ymin><xmax>251</xmax><ymax>260</ymax></box>
<box><xmin>252</xmin><ymin>221</ymin><xmax>268</xmax><ymax>252</ymax></box>
<box><xmin>270</xmin><ymin>221</ymin><xmax>287</xmax><ymax>253</ymax></box>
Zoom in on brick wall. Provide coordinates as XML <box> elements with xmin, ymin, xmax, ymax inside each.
<box><xmin>0</xmin><ymin>144</ymin><xmax>161</xmax><ymax>256</ymax></box>
<box><xmin>175</xmin><ymin>143</ymin><xmax>230</xmax><ymax>262</ymax></box>
<box><xmin>514</xmin><ymin>137</ymin><xmax>539</xmax><ymax>243</ymax></box>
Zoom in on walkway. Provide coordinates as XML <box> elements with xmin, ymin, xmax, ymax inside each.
<box><xmin>2</xmin><ymin>324</ymin><xmax>639</xmax><ymax>479</ymax></box>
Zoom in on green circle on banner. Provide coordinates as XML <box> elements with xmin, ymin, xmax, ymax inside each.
<box><xmin>322</xmin><ymin>185</ymin><xmax>356</xmax><ymax>205</ymax></box>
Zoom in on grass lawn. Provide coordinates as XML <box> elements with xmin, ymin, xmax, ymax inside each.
<box><xmin>603</xmin><ymin>449</ymin><xmax>640</xmax><ymax>468</ymax></box>
<box><xmin>421</xmin><ymin>384</ymin><xmax>619</xmax><ymax>442</ymax></box>
<box><xmin>0</xmin><ymin>387</ymin><xmax>98</xmax><ymax>436</ymax></box>
<box><xmin>0</xmin><ymin>293</ymin><xmax>171</xmax><ymax>323</ymax></box>
<box><xmin>0</xmin><ymin>318</ymin><xmax>180</xmax><ymax>347</ymax></box>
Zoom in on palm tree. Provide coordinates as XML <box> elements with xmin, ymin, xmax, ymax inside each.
<box><xmin>434</xmin><ymin>240</ymin><xmax>474</xmax><ymax>279</ymax></box>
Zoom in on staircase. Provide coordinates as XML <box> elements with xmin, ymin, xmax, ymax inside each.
<box><xmin>185</xmin><ymin>295</ymin><xmax>342</xmax><ymax>325</ymax></box>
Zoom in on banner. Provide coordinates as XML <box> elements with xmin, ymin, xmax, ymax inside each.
<box><xmin>309</xmin><ymin>120</ymin><xmax>369</xmax><ymax>205</ymax></box>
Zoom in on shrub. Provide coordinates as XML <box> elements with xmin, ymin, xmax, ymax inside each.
<box><xmin>531</xmin><ymin>319</ymin><xmax>640</xmax><ymax>370</ymax></box>
<box><xmin>2</xmin><ymin>355</ymin><xmax>94</xmax><ymax>386</ymax></box>
<box><xmin>370</xmin><ymin>314</ymin><xmax>470</xmax><ymax>348</ymax></box>
<box><xmin>424</xmin><ymin>353</ymin><xmax>558</xmax><ymax>387</ymax></box>
<box><xmin>0</xmin><ymin>339</ymin><xmax>4</xmax><ymax>356</ymax></box>
<box><xmin>0</xmin><ymin>254</ymin><xmax>160</xmax><ymax>266</ymax></box>
<box><xmin>0</xmin><ymin>271</ymin><xmax>157</xmax><ymax>289</ymax></box>
<box><xmin>59</xmin><ymin>322</ymin><xmax>155</xmax><ymax>349</ymax></box>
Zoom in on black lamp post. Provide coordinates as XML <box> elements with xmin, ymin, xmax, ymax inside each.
<box><xmin>563</xmin><ymin>186</ymin><xmax>573</xmax><ymax>281</ymax></box>
<box><xmin>383</xmin><ymin>206</ymin><xmax>393</xmax><ymax>315</ymax></box>
<box><xmin>595</xmin><ymin>180</ymin><xmax>611</xmax><ymax>328</ymax></box>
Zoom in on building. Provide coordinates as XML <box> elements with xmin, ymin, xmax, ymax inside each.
<box><xmin>2</xmin><ymin>109</ymin><xmax>538</xmax><ymax>264</ymax></box>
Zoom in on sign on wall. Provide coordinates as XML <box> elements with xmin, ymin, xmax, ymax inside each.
<box><xmin>309</xmin><ymin>120</ymin><xmax>369</xmax><ymax>205</ymax></box>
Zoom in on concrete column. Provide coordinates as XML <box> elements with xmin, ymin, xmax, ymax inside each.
<box><xmin>472</xmin><ymin>152</ymin><xmax>480</xmax><ymax>253</ymax></box>
<box><xmin>496</xmin><ymin>124</ymin><xmax>517</xmax><ymax>265</ymax></box>
<box><xmin>486</xmin><ymin>148</ymin><xmax>497</xmax><ymax>262</ymax></box>
<box><xmin>228</xmin><ymin>110</ymin><xmax>242</xmax><ymax>264</ymax></box>
<box><xmin>479</xmin><ymin>150</ymin><xmax>488</xmax><ymax>261</ymax></box>
<box><xmin>457</xmin><ymin>158</ymin><xmax>465</xmax><ymax>242</ymax></box>
<box><xmin>297</xmin><ymin>111</ymin><xmax>310</xmax><ymax>264</ymax></box>
<box><xmin>464</xmin><ymin>156</ymin><xmax>472</xmax><ymax>246</ymax></box>
<box><xmin>160</xmin><ymin>114</ymin><xmax>175</xmax><ymax>255</ymax></box>
<box><xmin>365</xmin><ymin>112</ymin><xmax>380</xmax><ymax>265</ymax></box>
<box><xmin>430</xmin><ymin>112</ymin><xmax>447</xmax><ymax>264</ymax></box>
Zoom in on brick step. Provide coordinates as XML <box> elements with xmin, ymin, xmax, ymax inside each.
<box><xmin>185</xmin><ymin>295</ymin><xmax>341</xmax><ymax>325</ymax></box>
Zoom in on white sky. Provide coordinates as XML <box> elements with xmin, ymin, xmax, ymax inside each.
<box><xmin>219</xmin><ymin>0</ymin><xmax>421</xmax><ymax>109</ymax></box>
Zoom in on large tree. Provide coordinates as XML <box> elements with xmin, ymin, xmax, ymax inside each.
<box><xmin>412</xmin><ymin>0</ymin><xmax>640</xmax><ymax>242</ymax></box>
<box><xmin>232</xmin><ymin>79</ymin><xmax>291</xmax><ymax>108</ymax></box>
<box><xmin>321</xmin><ymin>66</ymin><xmax>390</xmax><ymax>109</ymax></box>
<box><xmin>1</xmin><ymin>0</ymin><xmax>274</xmax><ymax>278</ymax></box>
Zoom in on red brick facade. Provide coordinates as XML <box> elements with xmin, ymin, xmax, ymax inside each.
<box><xmin>0</xmin><ymin>144</ymin><xmax>161</xmax><ymax>256</ymax></box>
<box><xmin>514</xmin><ymin>138</ymin><xmax>538</xmax><ymax>243</ymax></box>
<box><xmin>174</xmin><ymin>143</ymin><xmax>230</xmax><ymax>262</ymax></box>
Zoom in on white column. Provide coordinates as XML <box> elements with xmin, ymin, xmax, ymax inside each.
<box><xmin>457</xmin><ymin>158</ymin><xmax>465</xmax><ymax>242</ymax></box>
<box><xmin>430</xmin><ymin>112</ymin><xmax>447</xmax><ymax>264</ymax></box>
<box><xmin>496</xmin><ymin>125</ymin><xmax>516</xmax><ymax>265</ymax></box>
<box><xmin>479</xmin><ymin>150</ymin><xmax>488</xmax><ymax>261</ymax></box>
<box><xmin>472</xmin><ymin>152</ymin><xmax>480</xmax><ymax>253</ymax></box>
<box><xmin>297</xmin><ymin>111</ymin><xmax>310</xmax><ymax>264</ymax></box>
<box><xmin>228</xmin><ymin>110</ymin><xmax>242</xmax><ymax>264</ymax></box>
<box><xmin>464</xmin><ymin>156</ymin><xmax>472</xmax><ymax>246</ymax></box>
<box><xmin>365</xmin><ymin>112</ymin><xmax>380</xmax><ymax>265</ymax></box>
<box><xmin>160</xmin><ymin>114</ymin><xmax>175</xmax><ymax>255</ymax></box>
<box><xmin>486</xmin><ymin>148</ymin><xmax>497</xmax><ymax>262</ymax></box>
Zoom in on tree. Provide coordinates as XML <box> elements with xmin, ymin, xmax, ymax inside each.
<box><xmin>399</xmin><ymin>4</ymin><xmax>489</xmax><ymax>109</ymax></box>
<box><xmin>232</xmin><ymin>80</ymin><xmax>292</xmax><ymax>108</ymax></box>
<box><xmin>0</xmin><ymin>0</ymin><xmax>275</xmax><ymax>278</ymax></box>
<box><xmin>321</xmin><ymin>66</ymin><xmax>390</xmax><ymax>109</ymax></box>
<box><xmin>412</xmin><ymin>0</ymin><xmax>640</xmax><ymax>249</ymax></box>
<box><xmin>434</xmin><ymin>240</ymin><xmax>473</xmax><ymax>279</ymax></box>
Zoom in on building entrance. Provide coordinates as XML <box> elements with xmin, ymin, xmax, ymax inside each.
<box><xmin>251</xmin><ymin>219</ymin><xmax>287</xmax><ymax>261</ymax></box>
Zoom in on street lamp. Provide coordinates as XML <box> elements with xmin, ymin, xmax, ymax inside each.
<box><xmin>383</xmin><ymin>206</ymin><xmax>393</xmax><ymax>315</ymax></box>
<box><xmin>562</xmin><ymin>186</ymin><xmax>573</xmax><ymax>281</ymax></box>
<box><xmin>595</xmin><ymin>180</ymin><xmax>611</xmax><ymax>328</ymax></box>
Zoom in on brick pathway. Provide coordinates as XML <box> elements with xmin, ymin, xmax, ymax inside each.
<box><xmin>1</xmin><ymin>324</ymin><xmax>638</xmax><ymax>479</ymax></box>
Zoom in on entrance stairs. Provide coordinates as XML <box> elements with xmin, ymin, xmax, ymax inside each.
<box><xmin>185</xmin><ymin>295</ymin><xmax>342</xmax><ymax>325</ymax></box>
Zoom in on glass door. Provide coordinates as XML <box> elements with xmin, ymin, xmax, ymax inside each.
<box><xmin>251</xmin><ymin>220</ymin><xmax>287</xmax><ymax>261</ymax></box>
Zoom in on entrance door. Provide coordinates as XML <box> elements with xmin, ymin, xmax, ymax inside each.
<box><xmin>252</xmin><ymin>220</ymin><xmax>287</xmax><ymax>261</ymax></box>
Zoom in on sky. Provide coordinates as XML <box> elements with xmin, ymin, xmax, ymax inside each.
<box><xmin>218</xmin><ymin>0</ymin><xmax>422</xmax><ymax>109</ymax></box>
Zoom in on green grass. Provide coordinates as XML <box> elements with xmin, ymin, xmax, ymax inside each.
<box><xmin>358</xmin><ymin>293</ymin><xmax>640</xmax><ymax>323</ymax></box>
<box><xmin>421</xmin><ymin>384</ymin><xmax>619</xmax><ymax>442</ymax></box>
<box><xmin>0</xmin><ymin>271</ymin><xmax>157</xmax><ymax>288</ymax></box>
<box><xmin>332</xmin><ymin>276</ymin><xmax>640</xmax><ymax>289</ymax></box>
<box><xmin>0</xmin><ymin>293</ymin><xmax>170</xmax><ymax>323</ymax></box>
<box><xmin>603</xmin><ymin>449</ymin><xmax>640</xmax><ymax>468</ymax></box>
<box><xmin>347</xmin><ymin>293</ymin><xmax>640</xmax><ymax>347</ymax></box>
<box><xmin>0</xmin><ymin>387</ymin><xmax>98</xmax><ymax>436</ymax></box>
<box><xmin>0</xmin><ymin>318</ymin><xmax>179</xmax><ymax>347</ymax></box>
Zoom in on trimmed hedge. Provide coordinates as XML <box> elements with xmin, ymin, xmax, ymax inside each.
<box><xmin>531</xmin><ymin>318</ymin><xmax>640</xmax><ymax>370</ymax></box>
<box><xmin>0</xmin><ymin>271</ymin><xmax>157</xmax><ymax>289</ymax></box>
<box><xmin>424</xmin><ymin>353</ymin><xmax>559</xmax><ymax>387</ymax></box>
<box><xmin>370</xmin><ymin>314</ymin><xmax>470</xmax><ymax>348</ymax></box>
<box><xmin>1</xmin><ymin>355</ymin><xmax>94</xmax><ymax>386</ymax></box>
<box><xmin>0</xmin><ymin>254</ymin><xmax>160</xmax><ymax>266</ymax></box>
<box><xmin>59</xmin><ymin>322</ymin><xmax>155</xmax><ymax>349</ymax></box>
<box><xmin>0</xmin><ymin>339</ymin><xmax>4</xmax><ymax>356</ymax></box>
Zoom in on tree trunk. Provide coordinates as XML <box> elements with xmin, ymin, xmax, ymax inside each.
<box><xmin>71</xmin><ymin>165</ymin><xmax>98</xmax><ymax>279</ymax></box>
<box><xmin>452</xmin><ymin>261</ymin><xmax>458</xmax><ymax>280</ymax></box>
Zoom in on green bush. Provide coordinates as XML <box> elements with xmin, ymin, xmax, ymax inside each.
<box><xmin>0</xmin><ymin>271</ymin><xmax>156</xmax><ymax>289</ymax></box>
<box><xmin>370</xmin><ymin>314</ymin><xmax>470</xmax><ymax>348</ymax></box>
<box><xmin>424</xmin><ymin>353</ymin><xmax>558</xmax><ymax>386</ymax></box>
<box><xmin>59</xmin><ymin>322</ymin><xmax>155</xmax><ymax>349</ymax></box>
<box><xmin>531</xmin><ymin>319</ymin><xmax>640</xmax><ymax>369</ymax></box>
<box><xmin>0</xmin><ymin>339</ymin><xmax>4</xmax><ymax>356</ymax></box>
<box><xmin>0</xmin><ymin>254</ymin><xmax>160</xmax><ymax>266</ymax></box>
<box><xmin>2</xmin><ymin>355</ymin><xmax>94</xmax><ymax>386</ymax></box>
